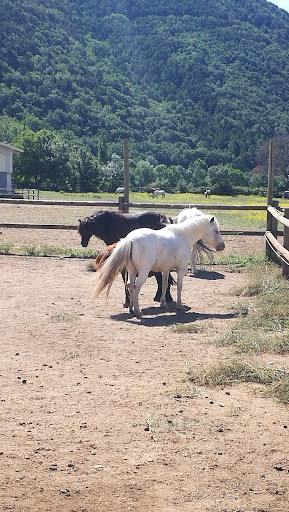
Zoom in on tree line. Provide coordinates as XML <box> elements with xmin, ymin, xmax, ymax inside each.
<box><xmin>9</xmin><ymin>123</ymin><xmax>289</xmax><ymax>195</ymax></box>
<box><xmin>1</xmin><ymin>0</ymin><xmax>289</xmax><ymax>192</ymax></box>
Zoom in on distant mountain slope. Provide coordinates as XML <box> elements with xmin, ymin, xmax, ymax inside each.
<box><xmin>1</xmin><ymin>0</ymin><xmax>289</xmax><ymax>169</ymax></box>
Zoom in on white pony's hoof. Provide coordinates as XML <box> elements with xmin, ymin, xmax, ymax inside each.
<box><xmin>134</xmin><ymin>309</ymin><xmax>143</xmax><ymax>318</ymax></box>
<box><xmin>176</xmin><ymin>303</ymin><xmax>186</xmax><ymax>311</ymax></box>
<box><xmin>160</xmin><ymin>301</ymin><xmax>168</xmax><ymax>309</ymax></box>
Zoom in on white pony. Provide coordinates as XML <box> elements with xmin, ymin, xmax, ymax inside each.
<box><xmin>153</xmin><ymin>189</ymin><xmax>165</xmax><ymax>198</ymax></box>
<box><xmin>174</xmin><ymin>208</ymin><xmax>214</xmax><ymax>274</ymax></box>
<box><xmin>94</xmin><ymin>215</ymin><xmax>225</xmax><ymax>318</ymax></box>
<box><xmin>115</xmin><ymin>186</ymin><xmax>125</xmax><ymax>194</ymax></box>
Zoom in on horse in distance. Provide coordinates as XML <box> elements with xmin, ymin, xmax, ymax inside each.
<box><xmin>152</xmin><ymin>189</ymin><xmax>165</xmax><ymax>198</ymax></box>
<box><xmin>93</xmin><ymin>214</ymin><xmax>225</xmax><ymax>318</ymax></box>
<box><xmin>115</xmin><ymin>186</ymin><xmax>125</xmax><ymax>194</ymax></box>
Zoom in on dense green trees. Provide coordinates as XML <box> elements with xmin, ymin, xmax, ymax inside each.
<box><xmin>1</xmin><ymin>0</ymin><xmax>289</xmax><ymax>192</ymax></box>
<box><xmin>8</xmin><ymin>124</ymin><xmax>253</xmax><ymax>194</ymax></box>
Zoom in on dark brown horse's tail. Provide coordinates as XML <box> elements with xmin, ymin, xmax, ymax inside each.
<box><xmin>195</xmin><ymin>240</ymin><xmax>215</xmax><ymax>264</ymax></box>
<box><xmin>95</xmin><ymin>243</ymin><xmax>118</xmax><ymax>271</ymax></box>
<box><xmin>93</xmin><ymin>238</ymin><xmax>132</xmax><ymax>299</ymax></box>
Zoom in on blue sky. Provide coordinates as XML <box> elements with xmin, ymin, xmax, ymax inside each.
<box><xmin>268</xmin><ymin>0</ymin><xmax>289</xmax><ymax>11</ymax></box>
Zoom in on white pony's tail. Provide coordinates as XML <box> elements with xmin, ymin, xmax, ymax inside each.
<box><xmin>93</xmin><ymin>238</ymin><xmax>132</xmax><ymax>299</ymax></box>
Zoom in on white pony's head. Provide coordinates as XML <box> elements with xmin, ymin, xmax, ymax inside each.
<box><xmin>202</xmin><ymin>216</ymin><xmax>225</xmax><ymax>252</ymax></box>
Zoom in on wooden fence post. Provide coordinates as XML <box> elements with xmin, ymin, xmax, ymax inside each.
<box><xmin>118</xmin><ymin>195</ymin><xmax>125</xmax><ymax>212</ymax></box>
<box><xmin>266</xmin><ymin>199</ymin><xmax>279</xmax><ymax>261</ymax></box>
<box><xmin>267</xmin><ymin>139</ymin><xmax>275</xmax><ymax>206</ymax></box>
<box><xmin>283</xmin><ymin>208</ymin><xmax>289</xmax><ymax>277</ymax></box>
<box><xmin>123</xmin><ymin>138</ymin><xmax>129</xmax><ymax>213</ymax></box>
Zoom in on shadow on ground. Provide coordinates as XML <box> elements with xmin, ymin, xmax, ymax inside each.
<box><xmin>111</xmin><ymin>307</ymin><xmax>236</xmax><ymax>327</ymax></box>
<box><xmin>189</xmin><ymin>269</ymin><xmax>225</xmax><ymax>280</ymax></box>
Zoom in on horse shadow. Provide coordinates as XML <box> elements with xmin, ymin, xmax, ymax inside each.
<box><xmin>189</xmin><ymin>269</ymin><xmax>225</xmax><ymax>280</ymax></box>
<box><xmin>111</xmin><ymin>304</ymin><xmax>236</xmax><ymax>327</ymax></box>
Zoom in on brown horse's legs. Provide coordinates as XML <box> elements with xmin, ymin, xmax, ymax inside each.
<box><xmin>153</xmin><ymin>272</ymin><xmax>174</xmax><ymax>302</ymax></box>
<box><xmin>121</xmin><ymin>269</ymin><xmax>131</xmax><ymax>308</ymax></box>
<box><xmin>160</xmin><ymin>272</ymin><xmax>169</xmax><ymax>308</ymax></box>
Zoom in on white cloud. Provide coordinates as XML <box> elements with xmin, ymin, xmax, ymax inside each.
<box><xmin>268</xmin><ymin>0</ymin><xmax>289</xmax><ymax>12</ymax></box>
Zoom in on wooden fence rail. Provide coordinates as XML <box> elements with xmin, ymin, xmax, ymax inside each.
<box><xmin>3</xmin><ymin>198</ymin><xmax>289</xmax><ymax>277</ymax></box>
<box><xmin>0</xmin><ymin>222</ymin><xmax>268</xmax><ymax>236</ymax></box>
<box><xmin>0</xmin><ymin>199</ymin><xmax>269</xmax><ymax>237</ymax></box>
<box><xmin>265</xmin><ymin>203</ymin><xmax>289</xmax><ymax>277</ymax></box>
<box><xmin>0</xmin><ymin>197</ymin><xmax>267</xmax><ymax>209</ymax></box>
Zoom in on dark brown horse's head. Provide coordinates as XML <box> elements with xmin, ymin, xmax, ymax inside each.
<box><xmin>159</xmin><ymin>213</ymin><xmax>173</xmax><ymax>226</ymax></box>
<box><xmin>78</xmin><ymin>217</ymin><xmax>93</xmax><ymax>247</ymax></box>
<box><xmin>78</xmin><ymin>211</ymin><xmax>115</xmax><ymax>247</ymax></box>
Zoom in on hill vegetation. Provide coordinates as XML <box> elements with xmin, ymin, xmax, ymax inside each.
<box><xmin>1</xmin><ymin>0</ymin><xmax>289</xmax><ymax>192</ymax></box>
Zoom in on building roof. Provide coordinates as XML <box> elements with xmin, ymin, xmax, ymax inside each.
<box><xmin>0</xmin><ymin>142</ymin><xmax>24</xmax><ymax>154</ymax></box>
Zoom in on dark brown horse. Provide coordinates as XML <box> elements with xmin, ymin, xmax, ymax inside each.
<box><xmin>78</xmin><ymin>210</ymin><xmax>174</xmax><ymax>305</ymax></box>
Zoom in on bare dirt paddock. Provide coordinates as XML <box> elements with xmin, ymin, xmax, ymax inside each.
<box><xmin>1</xmin><ymin>227</ymin><xmax>289</xmax><ymax>512</ymax></box>
<box><xmin>0</xmin><ymin>199</ymin><xmax>289</xmax><ymax>512</ymax></box>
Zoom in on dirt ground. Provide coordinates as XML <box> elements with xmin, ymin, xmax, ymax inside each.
<box><xmin>1</xmin><ymin>205</ymin><xmax>289</xmax><ymax>512</ymax></box>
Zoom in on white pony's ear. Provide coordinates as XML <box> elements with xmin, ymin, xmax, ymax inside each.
<box><xmin>210</xmin><ymin>216</ymin><xmax>215</xmax><ymax>223</ymax></box>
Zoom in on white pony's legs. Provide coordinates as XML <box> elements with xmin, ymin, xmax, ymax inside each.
<box><xmin>129</xmin><ymin>268</ymin><xmax>150</xmax><ymax>318</ymax></box>
<box><xmin>191</xmin><ymin>244</ymin><xmax>198</xmax><ymax>274</ymax></box>
<box><xmin>160</xmin><ymin>272</ymin><xmax>169</xmax><ymax>308</ymax></box>
<box><xmin>127</xmin><ymin>268</ymin><xmax>137</xmax><ymax>312</ymax></box>
<box><xmin>176</xmin><ymin>268</ymin><xmax>187</xmax><ymax>310</ymax></box>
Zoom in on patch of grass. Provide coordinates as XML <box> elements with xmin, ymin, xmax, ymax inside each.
<box><xmin>213</xmin><ymin>265</ymin><xmax>289</xmax><ymax>356</ymax></box>
<box><xmin>186</xmin><ymin>355</ymin><xmax>289</xmax><ymax>402</ymax></box>
<box><xmin>235</xmin><ymin>267</ymin><xmax>286</xmax><ymax>297</ymax></box>
<box><xmin>235</xmin><ymin>267</ymin><xmax>289</xmax><ymax>333</ymax></box>
<box><xmin>215</xmin><ymin>253</ymin><xmax>266</xmax><ymax>271</ymax></box>
<box><xmin>269</xmin><ymin>377</ymin><xmax>289</xmax><ymax>403</ymax></box>
<box><xmin>0</xmin><ymin>242</ymin><xmax>14</xmax><ymax>254</ymax></box>
<box><xmin>171</xmin><ymin>322</ymin><xmax>200</xmax><ymax>334</ymax></box>
<box><xmin>216</xmin><ymin>329</ymin><xmax>289</xmax><ymax>355</ymax></box>
<box><xmin>171</xmin><ymin>383</ymin><xmax>200</xmax><ymax>400</ymax></box>
<box><xmin>61</xmin><ymin>247</ymin><xmax>97</xmax><ymax>259</ymax></box>
<box><xmin>50</xmin><ymin>312</ymin><xmax>76</xmax><ymax>323</ymax></box>
<box><xmin>0</xmin><ymin>243</ymin><xmax>97</xmax><ymax>259</ymax></box>
<box><xmin>231</xmin><ymin>298</ymin><xmax>255</xmax><ymax>317</ymax></box>
<box><xmin>144</xmin><ymin>413</ymin><xmax>212</xmax><ymax>441</ymax></box>
<box><xmin>187</xmin><ymin>357</ymin><xmax>288</xmax><ymax>388</ymax></box>
<box><xmin>22</xmin><ymin>245</ymin><xmax>40</xmax><ymax>256</ymax></box>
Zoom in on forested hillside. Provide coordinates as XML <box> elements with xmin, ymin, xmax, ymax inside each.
<box><xmin>1</xmin><ymin>0</ymin><xmax>289</xmax><ymax>191</ymax></box>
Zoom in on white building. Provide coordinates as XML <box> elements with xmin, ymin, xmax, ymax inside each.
<box><xmin>0</xmin><ymin>142</ymin><xmax>23</xmax><ymax>195</ymax></box>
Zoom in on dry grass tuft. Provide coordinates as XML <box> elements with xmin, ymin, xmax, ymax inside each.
<box><xmin>187</xmin><ymin>357</ymin><xmax>287</xmax><ymax>388</ymax></box>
